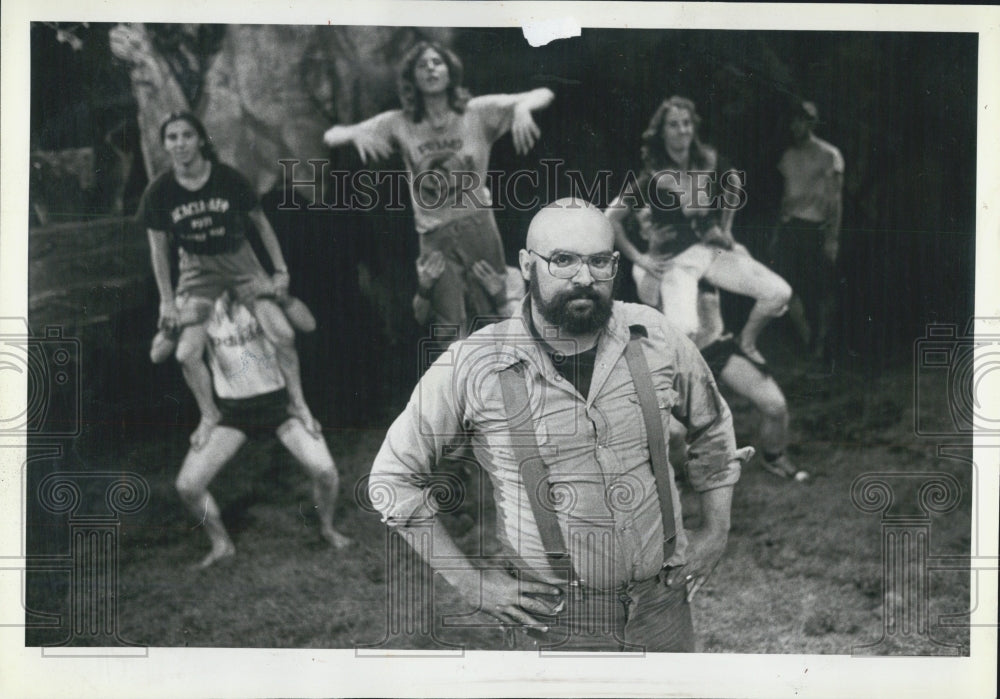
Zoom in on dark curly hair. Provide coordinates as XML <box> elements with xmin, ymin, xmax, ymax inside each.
<box><xmin>396</xmin><ymin>41</ymin><xmax>471</xmax><ymax>123</ymax></box>
<box><xmin>639</xmin><ymin>96</ymin><xmax>715</xmax><ymax>173</ymax></box>
<box><xmin>159</xmin><ymin>111</ymin><xmax>218</xmax><ymax>163</ymax></box>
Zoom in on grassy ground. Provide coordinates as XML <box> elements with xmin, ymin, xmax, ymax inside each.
<box><xmin>25</xmin><ymin>342</ymin><xmax>972</xmax><ymax>654</ymax></box>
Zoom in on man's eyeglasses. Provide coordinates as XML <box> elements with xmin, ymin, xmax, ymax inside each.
<box><xmin>529</xmin><ymin>250</ymin><xmax>620</xmax><ymax>281</ymax></box>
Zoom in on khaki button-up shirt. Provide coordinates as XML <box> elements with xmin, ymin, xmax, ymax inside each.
<box><xmin>370</xmin><ymin>300</ymin><xmax>742</xmax><ymax>590</ymax></box>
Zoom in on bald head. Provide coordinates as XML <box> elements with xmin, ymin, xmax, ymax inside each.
<box><xmin>525</xmin><ymin>198</ymin><xmax>614</xmax><ymax>254</ymax></box>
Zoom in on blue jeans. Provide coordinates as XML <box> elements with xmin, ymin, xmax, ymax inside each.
<box><xmin>509</xmin><ymin>576</ymin><xmax>695</xmax><ymax>652</ymax></box>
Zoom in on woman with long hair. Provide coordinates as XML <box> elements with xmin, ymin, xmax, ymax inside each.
<box><xmin>606</xmin><ymin>95</ymin><xmax>791</xmax><ymax>365</ymax></box>
<box><xmin>138</xmin><ymin>111</ymin><xmax>319</xmax><ymax>448</ymax></box>
<box><xmin>323</xmin><ymin>40</ymin><xmax>554</xmax><ymax>334</ymax></box>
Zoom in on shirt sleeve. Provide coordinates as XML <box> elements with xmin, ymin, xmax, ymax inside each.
<box><xmin>665</xmin><ymin>324</ymin><xmax>742</xmax><ymax>491</ymax></box>
<box><xmin>467</xmin><ymin>95</ymin><xmax>516</xmax><ymax>145</ymax></box>
<box><xmin>369</xmin><ymin>348</ymin><xmax>470</xmax><ymax>527</ymax></box>
<box><xmin>223</xmin><ymin>164</ymin><xmax>259</xmax><ymax>212</ymax></box>
<box><xmin>354</xmin><ymin>110</ymin><xmax>400</xmax><ymax>154</ymax></box>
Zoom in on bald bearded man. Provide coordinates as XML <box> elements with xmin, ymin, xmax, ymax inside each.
<box><xmin>370</xmin><ymin>199</ymin><xmax>750</xmax><ymax>652</ymax></box>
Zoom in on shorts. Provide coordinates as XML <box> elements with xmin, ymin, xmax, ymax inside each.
<box><xmin>700</xmin><ymin>335</ymin><xmax>770</xmax><ymax>377</ymax></box>
<box><xmin>177</xmin><ymin>239</ymin><xmax>273</xmax><ymax>305</ymax></box>
<box><xmin>700</xmin><ymin>336</ymin><xmax>738</xmax><ymax>379</ymax></box>
<box><xmin>216</xmin><ymin>388</ymin><xmax>291</xmax><ymax>439</ymax></box>
<box><xmin>632</xmin><ymin>243</ymin><xmax>723</xmax><ymax>335</ymax></box>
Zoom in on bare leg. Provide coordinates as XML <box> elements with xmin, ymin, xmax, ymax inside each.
<box><xmin>786</xmin><ymin>295</ymin><xmax>811</xmax><ymax>348</ymax></box>
<box><xmin>175</xmin><ymin>425</ymin><xmax>247</xmax><ymax>567</ymax></box>
<box><xmin>719</xmin><ymin>355</ymin><xmax>808</xmax><ymax>481</ymax></box>
<box><xmin>252</xmin><ymin>299</ymin><xmax>320</xmax><ymax>437</ymax></box>
<box><xmin>702</xmin><ymin>251</ymin><xmax>792</xmax><ymax>364</ymax></box>
<box><xmin>176</xmin><ymin>322</ymin><xmax>220</xmax><ymax>450</ymax></box>
<box><xmin>813</xmin><ymin>292</ymin><xmax>834</xmax><ymax>360</ymax></box>
<box><xmin>278</xmin><ymin>418</ymin><xmax>352</xmax><ymax>548</ymax></box>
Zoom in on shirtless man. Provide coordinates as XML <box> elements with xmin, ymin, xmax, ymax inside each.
<box><xmin>771</xmin><ymin>100</ymin><xmax>844</xmax><ymax>359</ymax></box>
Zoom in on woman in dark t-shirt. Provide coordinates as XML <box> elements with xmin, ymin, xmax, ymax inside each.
<box><xmin>138</xmin><ymin>111</ymin><xmax>319</xmax><ymax>448</ymax></box>
<box><xmin>607</xmin><ymin>96</ymin><xmax>791</xmax><ymax>365</ymax></box>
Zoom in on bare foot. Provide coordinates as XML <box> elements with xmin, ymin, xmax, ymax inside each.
<box><xmin>194</xmin><ymin>542</ymin><xmax>236</xmax><ymax>569</ymax></box>
<box><xmin>289</xmin><ymin>405</ymin><xmax>322</xmax><ymax>438</ymax></box>
<box><xmin>738</xmin><ymin>341</ymin><xmax>767</xmax><ymax>367</ymax></box>
<box><xmin>321</xmin><ymin>527</ymin><xmax>353</xmax><ymax>550</ymax></box>
<box><xmin>190</xmin><ymin>414</ymin><xmax>220</xmax><ymax>451</ymax></box>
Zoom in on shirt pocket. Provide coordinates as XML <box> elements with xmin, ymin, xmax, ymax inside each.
<box><xmin>543</xmin><ymin>467</ymin><xmax>610</xmax><ymax>526</ymax></box>
<box><xmin>627</xmin><ymin>383</ymin><xmax>679</xmax><ymax>448</ymax></box>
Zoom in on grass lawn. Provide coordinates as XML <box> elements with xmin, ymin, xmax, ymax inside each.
<box><xmin>25</xmin><ymin>345</ymin><xmax>973</xmax><ymax>655</ymax></box>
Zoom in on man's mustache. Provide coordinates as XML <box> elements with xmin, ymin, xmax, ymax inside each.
<box><xmin>556</xmin><ymin>286</ymin><xmax>603</xmax><ymax>304</ymax></box>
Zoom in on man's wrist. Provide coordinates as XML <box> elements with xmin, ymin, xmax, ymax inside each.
<box><xmin>417</xmin><ymin>285</ymin><xmax>434</xmax><ymax>300</ymax></box>
<box><xmin>700</xmin><ymin>519</ymin><xmax>731</xmax><ymax>537</ymax></box>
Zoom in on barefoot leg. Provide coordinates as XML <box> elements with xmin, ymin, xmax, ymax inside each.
<box><xmin>176</xmin><ymin>425</ymin><xmax>247</xmax><ymax>566</ymax></box>
<box><xmin>278</xmin><ymin>418</ymin><xmax>352</xmax><ymax>548</ymax></box>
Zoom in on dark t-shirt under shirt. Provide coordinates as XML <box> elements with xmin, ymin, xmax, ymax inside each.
<box><xmin>549</xmin><ymin>344</ymin><xmax>599</xmax><ymax>401</ymax></box>
<box><xmin>136</xmin><ymin>162</ymin><xmax>257</xmax><ymax>256</ymax></box>
<box><xmin>527</xmin><ymin>313</ymin><xmax>600</xmax><ymax>400</ymax></box>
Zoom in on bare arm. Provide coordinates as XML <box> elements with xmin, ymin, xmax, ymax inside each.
<box><xmin>412</xmin><ymin>251</ymin><xmax>446</xmax><ymax>326</ymax></box>
<box><xmin>514</xmin><ymin>87</ymin><xmax>556</xmax><ymax>112</ymax></box>
<box><xmin>248</xmin><ymin>207</ymin><xmax>290</xmax><ymax>297</ymax></box>
<box><xmin>662</xmin><ymin>323</ymin><xmax>747</xmax><ymax>599</ymax></box>
<box><xmin>147</xmin><ymin>228</ymin><xmax>177</xmax><ymax>324</ymax></box>
<box><xmin>824</xmin><ymin>170</ymin><xmax>844</xmax><ymax>261</ymax></box>
<box><xmin>499</xmin><ymin>88</ymin><xmax>556</xmax><ymax>155</ymax></box>
<box><xmin>606</xmin><ymin>196</ymin><xmax>670</xmax><ymax>276</ymax></box>
<box><xmin>322</xmin><ymin>112</ymin><xmax>397</xmax><ymax>164</ymax></box>
<box><xmin>248</xmin><ymin>208</ymin><xmax>287</xmax><ymax>272</ymax></box>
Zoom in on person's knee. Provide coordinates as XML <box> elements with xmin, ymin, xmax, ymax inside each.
<box><xmin>175</xmin><ymin>328</ymin><xmax>207</xmax><ymax>365</ymax></box>
<box><xmin>760</xmin><ymin>276</ymin><xmax>792</xmax><ymax>317</ymax></box>
<box><xmin>175</xmin><ymin>473</ymin><xmax>204</xmax><ymax>503</ymax></box>
<box><xmin>661</xmin><ymin>304</ymin><xmax>699</xmax><ymax>338</ymax></box>
<box><xmin>256</xmin><ymin>302</ymin><xmax>295</xmax><ymax>346</ymax></box>
<box><xmin>755</xmin><ymin>387</ymin><xmax>788</xmax><ymax>420</ymax></box>
<box><xmin>175</xmin><ymin>338</ymin><xmax>202</xmax><ymax>365</ymax></box>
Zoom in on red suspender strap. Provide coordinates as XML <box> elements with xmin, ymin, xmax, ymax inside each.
<box><xmin>497</xmin><ymin>361</ymin><xmax>572</xmax><ymax>573</ymax></box>
<box><xmin>623</xmin><ymin>331</ymin><xmax>678</xmax><ymax>561</ymax></box>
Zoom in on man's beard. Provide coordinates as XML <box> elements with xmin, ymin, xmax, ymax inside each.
<box><xmin>529</xmin><ymin>263</ymin><xmax>613</xmax><ymax>335</ymax></box>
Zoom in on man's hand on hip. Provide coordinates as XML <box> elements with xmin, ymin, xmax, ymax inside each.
<box><xmin>457</xmin><ymin>569</ymin><xmax>564</xmax><ymax>632</ymax></box>
<box><xmin>664</xmin><ymin>526</ymin><xmax>729</xmax><ymax>603</ymax></box>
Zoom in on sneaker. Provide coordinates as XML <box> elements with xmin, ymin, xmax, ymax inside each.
<box><xmin>761</xmin><ymin>454</ymin><xmax>810</xmax><ymax>483</ymax></box>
